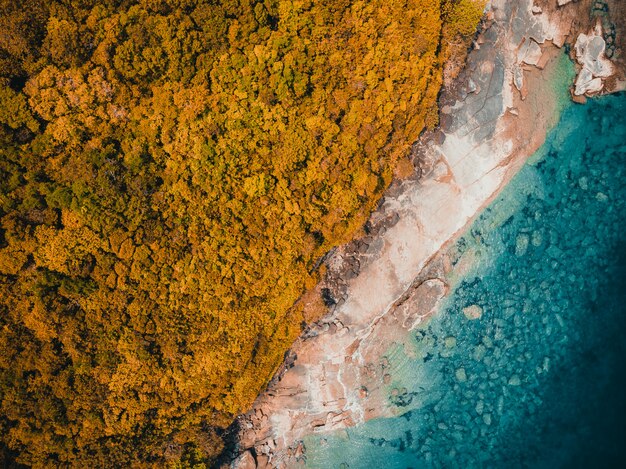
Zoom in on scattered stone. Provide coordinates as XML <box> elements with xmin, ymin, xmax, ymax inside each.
<box><xmin>515</xmin><ymin>233</ymin><xmax>529</xmax><ymax>256</ymax></box>
<box><xmin>383</xmin><ymin>373</ymin><xmax>392</xmax><ymax>384</ymax></box>
<box><xmin>555</xmin><ymin>314</ymin><xmax>565</xmax><ymax>328</ymax></box>
<box><xmin>543</xmin><ymin>357</ymin><xmax>551</xmax><ymax>372</ymax></box>
<box><xmin>483</xmin><ymin>413</ymin><xmax>492</xmax><ymax>426</ymax></box>
<box><xmin>444</xmin><ymin>336</ymin><xmax>457</xmax><ymax>348</ymax></box>
<box><xmin>475</xmin><ymin>400</ymin><xmax>484</xmax><ymax>415</ymax></box>
<box><xmin>473</xmin><ymin>344</ymin><xmax>486</xmax><ymax>361</ymax></box>
<box><xmin>456</xmin><ymin>368</ymin><xmax>468</xmax><ymax>382</ymax></box>
<box><xmin>463</xmin><ymin>304</ymin><xmax>483</xmax><ymax>320</ymax></box>
<box><xmin>359</xmin><ymin>386</ymin><xmax>369</xmax><ymax>398</ymax></box>
<box><xmin>531</xmin><ymin>5</ymin><xmax>542</xmax><ymax>14</ymax></box>
<box><xmin>508</xmin><ymin>375</ymin><xmax>521</xmax><ymax>386</ymax></box>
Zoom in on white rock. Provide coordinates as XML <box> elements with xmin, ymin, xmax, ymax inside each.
<box><xmin>518</xmin><ymin>38</ymin><xmax>543</xmax><ymax>66</ymax></box>
<box><xmin>575</xmin><ymin>33</ymin><xmax>612</xmax><ymax>78</ymax></box>
<box><xmin>573</xmin><ymin>25</ymin><xmax>614</xmax><ymax>95</ymax></box>
<box><xmin>575</xmin><ymin>68</ymin><xmax>604</xmax><ymax>95</ymax></box>
<box><xmin>585</xmin><ymin>77</ymin><xmax>603</xmax><ymax>94</ymax></box>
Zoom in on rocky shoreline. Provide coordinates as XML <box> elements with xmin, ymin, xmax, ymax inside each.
<box><xmin>229</xmin><ymin>1</ymin><xmax>625</xmax><ymax>467</ymax></box>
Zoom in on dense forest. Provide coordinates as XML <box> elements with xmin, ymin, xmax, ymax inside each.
<box><xmin>0</xmin><ymin>0</ymin><xmax>483</xmax><ymax>466</ymax></box>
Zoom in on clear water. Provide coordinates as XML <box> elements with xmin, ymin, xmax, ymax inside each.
<box><xmin>303</xmin><ymin>92</ymin><xmax>626</xmax><ymax>468</ymax></box>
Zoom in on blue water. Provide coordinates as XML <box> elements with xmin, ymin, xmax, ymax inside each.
<box><xmin>303</xmin><ymin>92</ymin><xmax>626</xmax><ymax>468</ymax></box>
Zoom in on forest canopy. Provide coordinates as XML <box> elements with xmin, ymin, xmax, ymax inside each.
<box><xmin>0</xmin><ymin>0</ymin><xmax>483</xmax><ymax>466</ymax></box>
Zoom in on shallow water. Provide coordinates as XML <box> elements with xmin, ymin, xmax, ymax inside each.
<box><xmin>303</xmin><ymin>92</ymin><xmax>626</xmax><ymax>468</ymax></box>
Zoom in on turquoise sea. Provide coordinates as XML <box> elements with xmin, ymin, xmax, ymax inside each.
<box><xmin>303</xmin><ymin>89</ymin><xmax>626</xmax><ymax>467</ymax></box>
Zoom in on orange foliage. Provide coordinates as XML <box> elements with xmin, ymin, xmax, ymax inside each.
<box><xmin>0</xmin><ymin>0</ymin><xmax>482</xmax><ymax>466</ymax></box>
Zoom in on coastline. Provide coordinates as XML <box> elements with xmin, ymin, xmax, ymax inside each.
<box><xmin>303</xmin><ymin>90</ymin><xmax>626</xmax><ymax>467</ymax></box>
<box><xmin>230</xmin><ymin>1</ymin><xmax>624</xmax><ymax>467</ymax></box>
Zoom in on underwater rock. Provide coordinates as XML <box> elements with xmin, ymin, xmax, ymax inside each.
<box><xmin>508</xmin><ymin>375</ymin><xmax>522</xmax><ymax>386</ymax></box>
<box><xmin>475</xmin><ymin>400</ymin><xmax>485</xmax><ymax>415</ymax></box>
<box><xmin>515</xmin><ymin>233</ymin><xmax>530</xmax><ymax>256</ymax></box>
<box><xmin>463</xmin><ymin>304</ymin><xmax>484</xmax><ymax>320</ymax></box>
<box><xmin>444</xmin><ymin>336</ymin><xmax>457</xmax><ymax>348</ymax></box>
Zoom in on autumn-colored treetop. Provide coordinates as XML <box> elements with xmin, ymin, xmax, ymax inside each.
<box><xmin>0</xmin><ymin>0</ymin><xmax>483</xmax><ymax>466</ymax></box>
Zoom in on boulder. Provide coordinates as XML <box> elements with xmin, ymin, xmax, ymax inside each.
<box><xmin>463</xmin><ymin>304</ymin><xmax>483</xmax><ymax>320</ymax></box>
<box><xmin>518</xmin><ymin>38</ymin><xmax>543</xmax><ymax>66</ymax></box>
<box><xmin>232</xmin><ymin>451</ymin><xmax>257</xmax><ymax>469</ymax></box>
<box><xmin>573</xmin><ymin>26</ymin><xmax>614</xmax><ymax>95</ymax></box>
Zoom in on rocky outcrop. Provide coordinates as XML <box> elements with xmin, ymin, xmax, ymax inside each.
<box><xmin>230</xmin><ymin>1</ymin><xmax>624</xmax><ymax>467</ymax></box>
<box><xmin>574</xmin><ymin>24</ymin><xmax>614</xmax><ymax>94</ymax></box>
<box><xmin>569</xmin><ymin>0</ymin><xmax>626</xmax><ymax>98</ymax></box>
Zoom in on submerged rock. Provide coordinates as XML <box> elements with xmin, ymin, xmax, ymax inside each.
<box><xmin>463</xmin><ymin>304</ymin><xmax>483</xmax><ymax>320</ymax></box>
<box><xmin>444</xmin><ymin>336</ymin><xmax>458</xmax><ymax>348</ymax></box>
<box><xmin>515</xmin><ymin>233</ymin><xmax>530</xmax><ymax>256</ymax></box>
<box><xmin>508</xmin><ymin>375</ymin><xmax>522</xmax><ymax>386</ymax></box>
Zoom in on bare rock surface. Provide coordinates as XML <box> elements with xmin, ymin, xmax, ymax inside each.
<box><xmin>230</xmin><ymin>1</ymin><xmax>624</xmax><ymax>467</ymax></box>
<box><xmin>573</xmin><ymin>22</ymin><xmax>614</xmax><ymax>94</ymax></box>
